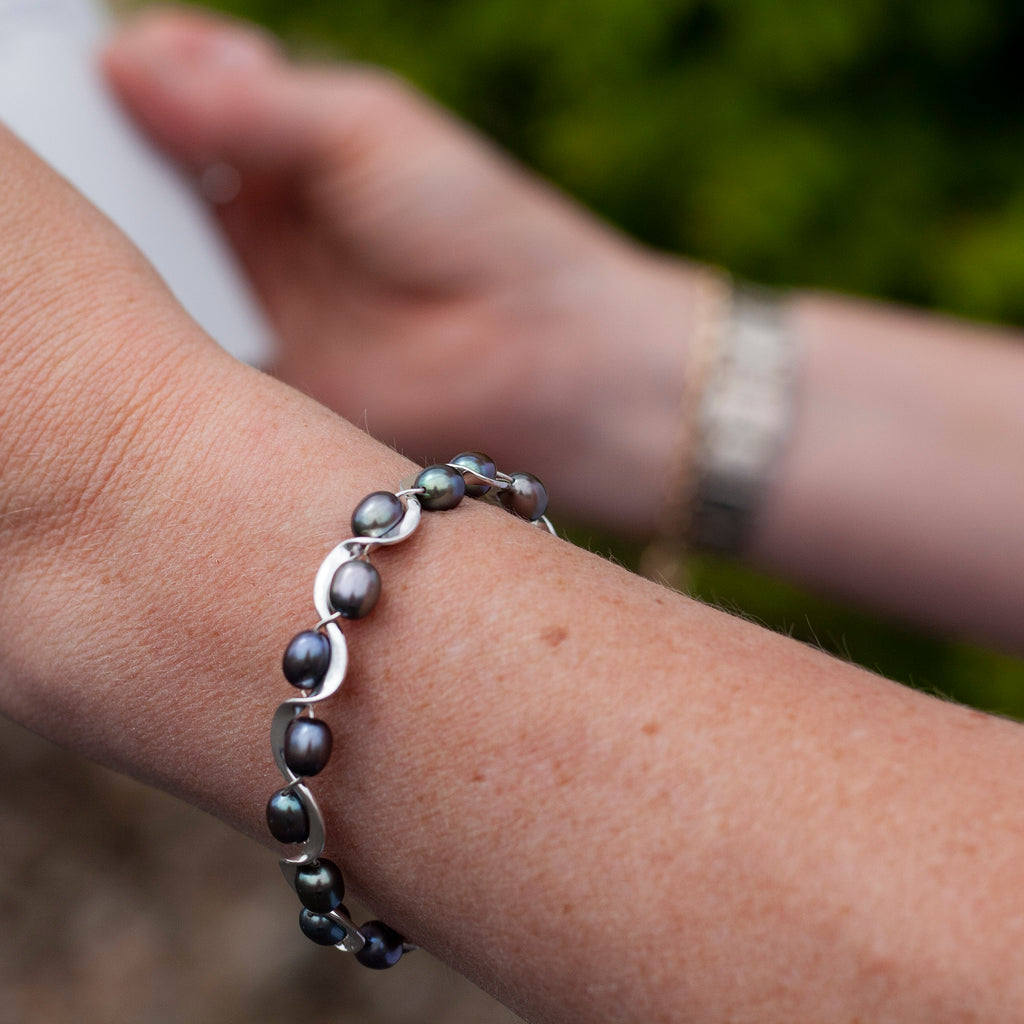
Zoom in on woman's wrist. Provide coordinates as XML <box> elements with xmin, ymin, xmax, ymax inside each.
<box><xmin>0</xmin><ymin>348</ymin><xmax>420</xmax><ymax>796</ymax></box>
<box><xmin>488</xmin><ymin>238</ymin><xmax>717</xmax><ymax>538</ymax></box>
<box><xmin>746</xmin><ymin>291</ymin><xmax>1024</xmax><ymax>650</ymax></box>
<box><xmin>6</xmin><ymin>261</ymin><xmax>1024</xmax><ymax>1022</ymax></box>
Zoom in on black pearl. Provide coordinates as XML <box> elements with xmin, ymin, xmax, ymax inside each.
<box><xmin>295</xmin><ymin>858</ymin><xmax>345</xmax><ymax>913</ymax></box>
<box><xmin>450</xmin><ymin>451</ymin><xmax>496</xmax><ymax>497</ymax></box>
<box><xmin>329</xmin><ymin>559</ymin><xmax>381</xmax><ymax>619</ymax></box>
<box><xmin>284</xmin><ymin>717</ymin><xmax>333</xmax><ymax>777</ymax></box>
<box><xmin>282</xmin><ymin>630</ymin><xmax>331</xmax><ymax>690</ymax></box>
<box><xmin>266</xmin><ymin>789</ymin><xmax>309</xmax><ymax>844</ymax></box>
<box><xmin>352</xmin><ymin>491</ymin><xmax>404</xmax><ymax>538</ymax></box>
<box><xmin>355</xmin><ymin>920</ymin><xmax>405</xmax><ymax>969</ymax></box>
<box><xmin>414</xmin><ymin>464</ymin><xmax>466</xmax><ymax>511</ymax></box>
<box><xmin>299</xmin><ymin>908</ymin><xmax>348</xmax><ymax>947</ymax></box>
<box><xmin>499</xmin><ymin>472</ymin><xmax>549</xmax><ymax>521</ymax></box>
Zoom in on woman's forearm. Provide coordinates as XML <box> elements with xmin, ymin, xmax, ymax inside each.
<box><xmin>5</xmin><ymin>122</ymin><xmax>1024</xmax><ymax>1023</ymax></box>
<box><xmin>6</xmin><ymin>333</ymin><xmax>1024</xmax><ymax>1022</ymax></box>
<box><xmin>749</xmin><ymin>292</ymin><xmax>1024</xmax><ymax>651</ymax></box>
<box><xmin>543</xmin><ymin>247</ymin><xmax>1024</xmax><ymax>651</ymax></box>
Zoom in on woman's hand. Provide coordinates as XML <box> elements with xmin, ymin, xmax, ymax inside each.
<box><xmin>104</xmin><ymin>7</ymin><xmax>706</xmax><ymax>535</ymax></box>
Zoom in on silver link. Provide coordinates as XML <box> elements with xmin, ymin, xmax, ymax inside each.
<box><xmin>271</xmin><ymin>463</ymin><xmax>553</xmax><ymax>958</ymax></box>
<box><xmin>445</xmin><ymin>463</ymin><xmax>512</xmax><ymax>491</ymax></box>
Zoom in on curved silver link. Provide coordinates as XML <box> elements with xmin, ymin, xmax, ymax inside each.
<box><xmin>269</xmin><ymin>620</ymin><xmax>348</xmax><ymax>781</ymax></box>
<box><xmin>278</xmin><ymin>862</ymin><xmax>367</xmax><ymax>953</ymax></box>
<box><xmin>314</xmin><ymin>498</ymin><xmax>423</xmax><ymax>600</ymax></box>
<box><xmin>446</xmin><ymin>463</ymin><xmax>511</xmax><ymax>492</ymax></box>
<box><xmin>271</xmin><ymin>498</ymin><xmax>424</xmax><ymax>879</ymax></box>
<box><xmin>278</xmin><ymin>781</ymin><xmax>326</xmax><ymax>865</ymax></box>
<box><xmin>314</xmin><ymin>611</ymin><xmax>343</xmax><ymax>631</ymax></box>
<box><xmin>313</xmin><ymin>545</ymin><xmax>361</xmax><ymax>623</ymax></box>
<box><xmin>270</xmin><ymin>465</ymin><xmax>553</xmax><ymax>960</ymax></box>
<box><xmin>288</xmin><ymin>621</ymin><xmax>349</xmax><ymax>709</ymax></box>
<box><xmin>356</xmin><ymin>493</ymin><xmax>421</xmax><ymax>550</ymax></box>
<box><xmin>328</xmin><ymin>908</ymin><xmax>365</xmax><ymax>953</ymax></box>
<box><xmin>339</xmin><ymin>539</ymin><xmax>369</xmax><ymax>560</ymax></box>
<box><xmin>536</xmin><ymin>515</ymin><xmax>557</xmax><ymax>536</ymax></box>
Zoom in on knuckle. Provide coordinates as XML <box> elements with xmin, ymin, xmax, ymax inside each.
<box><xmin>329</xmin><ymin>65</ymin><xmax>430</xmax><ymax>131</ymax></box>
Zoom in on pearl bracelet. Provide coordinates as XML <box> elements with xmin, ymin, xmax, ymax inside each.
<box><xmin>266</xmin><ymin>452</ymin><xmax>554</xmax><ymax>968</ymax></box>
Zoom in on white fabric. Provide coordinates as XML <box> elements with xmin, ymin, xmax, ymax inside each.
<box><xmin>0</xmin><ymin>0</ymin><xmax>274</xmax><ymax>366</ymax></box>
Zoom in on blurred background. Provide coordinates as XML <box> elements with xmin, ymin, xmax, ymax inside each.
<box><xmin>180</xmin><ymin>0</ymin><xmax>1024</xmax><ymax>715</ymax></box>
<box><xmin>4</xmin><ymin>0</ymin><xmax>1024</xmax><ymax>1021</ymax></box>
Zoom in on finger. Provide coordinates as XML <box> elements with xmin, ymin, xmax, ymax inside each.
<box><xmin>103</xmin><ymin>7</ymin><xmax>292</xmax><ymax>167</ymax></box>
<box><xmin>105</xmin><ymin>8</ymin><xmax>392</xmax><ymax>173</ymax></box>
<box><xmin>104</xmin><ymin>6</ymin><xmax>501</xmax><ymax>191</ymax></box>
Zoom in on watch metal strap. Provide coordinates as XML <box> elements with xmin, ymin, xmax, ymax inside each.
<box><xmin>690</xmin><ymin>286</ymin><xmax>796</xmax><ymax>554</ymax></box>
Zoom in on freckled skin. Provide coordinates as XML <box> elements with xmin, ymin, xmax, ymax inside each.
<box><xmin>542</xmin><ymin>626</ymin><xmax>569</xmax><ymax>648</ymax></box>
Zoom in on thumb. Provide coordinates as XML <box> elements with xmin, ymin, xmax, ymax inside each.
<box><xmin>103</xmin><ymin>7</ymin><xmax>332</xmax><ymax>173</ymax></box>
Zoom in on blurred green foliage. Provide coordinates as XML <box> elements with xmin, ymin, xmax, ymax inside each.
<box><xmin>201</xmin><ymin>0</ymin><xmax>1024</xmax><ymax>320</ymax></box>
<box><xmin>183</xmin><ymin>0</ymin><xmax>1024</xmax><ymax>710</ymax></box>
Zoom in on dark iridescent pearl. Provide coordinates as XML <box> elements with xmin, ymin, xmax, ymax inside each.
<box><xmin>284</xmin><ymin>717</ymin><xmax>333</xmax><ymax>777</ymax></box>
<box><xmin>266</xmin><ymin>789</ymin><xmax>309</xmax><ymax>844</ymax></box>
<box><xmin>299</xmin><ymin>908</ymin><xmax>348</xmax><ymax>947</ymax></box>
<box><xmin>499</xmin><ymin>472</ymin><xmax>549</xmax><ymax>521</ymax></box>
<box><xmin>351</xmin><ymin>491</ymin><xmax>404</xmax><ymax>538</ymax></box>
<box><xmin>329</xmin><ymin>559</ymin><xmax>381</xmax><ymax>619</ymax></box>
<box><xmin>355</xmin><ymin>920</ymin><xmax>405</xmax><ymax>970</ymax></box>
<box><xmin>449</xmin><ymin>451</ymin><xmax>496</xmax><ymax>498</ymax></box>
<box><xmin>414</xmin><ymin>464</ymin><xmax>466</xmax><ymax>511</ymax></box>
<box><xmin>282</xmin><ymin>630</ymin><xmax>331</xmax><ymax>690</ymax></box>
<box><xmin>295</xmin><ymin>858</ymin><xmax>345</xmax><ymax>914</ymax></box>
